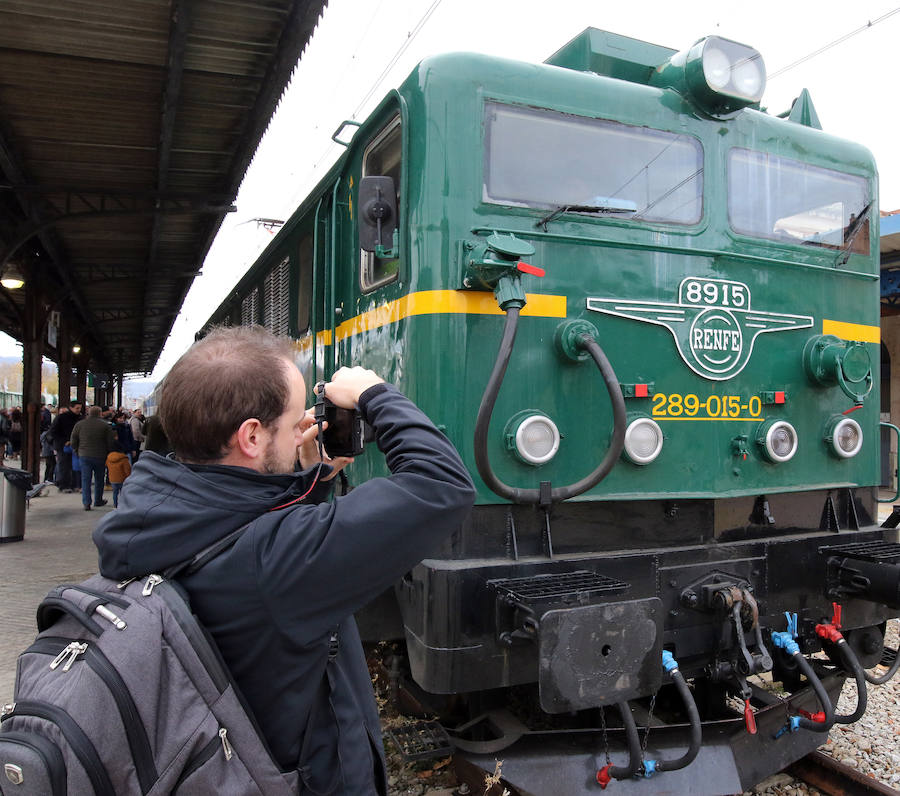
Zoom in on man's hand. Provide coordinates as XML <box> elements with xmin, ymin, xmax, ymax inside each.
<box><xmin>297</xmin><ymin>408</ymin><xmax>354</xmax><ymax>481</ymax></box>
<box><xmin>318</xmin><ymin>366</ymin><xmax>384</xmax><ymax>409</ymax></box>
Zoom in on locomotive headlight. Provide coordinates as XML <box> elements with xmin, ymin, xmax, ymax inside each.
<box><xmin>673</xmin><ymin>36</ymin><xmax>767</xmax><ymax>113</ymax></box>
<box><xmin>756</xmin><ymin>419</ymin><xmax>798</xmax><ymax>463</ymax></box>
<box><xmin>623</xmin><ymin>416</ymin><xmax>663</xmax><ymax>465</ymax></box>
<box><xmin>505</xmin><ymin>411</ymin><xmax>560</xmax><ymax>466</ymax></box>
<box><xmin>825</xmin><ymin>416</ymin><xmax>863</xmax><ymax>458</ymax></box>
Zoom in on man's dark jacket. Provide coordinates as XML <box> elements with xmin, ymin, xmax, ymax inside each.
<box><xmin>92</xmin><ymin>385</ymin><xmax>475</xmax><ymax>794</ymax></box>
<box><xmin>48</xmin><ymin>409</ymin><xmax>81</xmax><ymax>450</ymax></box>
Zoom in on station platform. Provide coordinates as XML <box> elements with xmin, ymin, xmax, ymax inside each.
<box><xmin>1</xmin><ymin>489</ymin><xmax>898</xmax><ymax>704</ymax></box>
<box><xmin>0</xmin><ymin>486</ymin><xmax>105</xmax><ymax>701</ymax></box>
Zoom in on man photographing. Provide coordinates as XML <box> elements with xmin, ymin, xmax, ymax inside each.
<box><xmin>93</xmin><ymin>326</ymin><xmax>475</xmax><ymax>795</ymax></box>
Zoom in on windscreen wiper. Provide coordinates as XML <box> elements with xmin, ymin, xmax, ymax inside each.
<box><xmin>536</xmin><ymin>202</ymin><xmax>636</xmax><ymax>232</ymax></box>
<box><xmin>835</xmin><ymin>200</ymin><xmax>873</xmax><ymax>266</ymax></box>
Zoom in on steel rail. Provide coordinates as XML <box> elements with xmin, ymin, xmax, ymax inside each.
<box><xmin>788</xmin><ymin>750</ymin><xmax>900</xmax><ymax>796</ymax></box>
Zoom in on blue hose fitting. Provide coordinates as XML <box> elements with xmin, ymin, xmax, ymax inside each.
<box><xmin>771</xmin><ymin>631</ymin><xmax>800</xmax><ymax>657</ymax></box>
<box><xmin>662</xmin><ymin>650</ymin><xmax>679</xmax><ymax>673</ymax></box>
<box><xmin>641</xmin><ymin>760</ymin><xmax>658</xmax><ymax>778</ymax></box>
<box><xmin>773</xmin><ymin>716</ymin><xmax>802</xmax><ymax>739</ymax></box>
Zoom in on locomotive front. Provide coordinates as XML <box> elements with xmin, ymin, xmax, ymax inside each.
<box><xmin>359</xmin><ymin>29</ymin><xmax>900</xmax><ymax>793</ymax></box>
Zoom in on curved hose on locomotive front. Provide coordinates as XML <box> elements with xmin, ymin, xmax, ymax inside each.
<box><xmin>864</xmin><ymin>622</ymin><xmax>900</xmax><ymax>684</ymax></box>
<box><xmin>826</xmin><ymin>641</ymin><xmax>868</xmax><ymax>724</ymax></box>
<box><xmin>791</xmin><ymin>653</ymin><xmax>836</xmax><ymax>732</ymax></box>
<box><xmin>596</xmin><ymin>702</ymin><xmax>642</xmax><ymax>787</ymax></box>
<box><xmin>474</xmin><ymin>307</ymin><xmax>626</xmax><ymax>504</ymax></box>
<box><xmin>655</xmin><ymin>656</ymin><xmax>702</xmax><ymax>772</ymax></box>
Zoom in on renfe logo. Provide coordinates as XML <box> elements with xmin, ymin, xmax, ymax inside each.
<box><xmin>587</xmin><ymin>277</ymin><xmax>813</xmax><ymax>381</ymax></box>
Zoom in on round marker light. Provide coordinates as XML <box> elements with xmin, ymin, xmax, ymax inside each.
<box><xmin>505</xmin><ymin>412</ymin><xmax>560</xmax><ymax>466</ymax></box>
<box><xmin>623</xmin><ymin>417</ymin><xmax>664</xmax><ymax>465</ymax></box>
<box><xmin>825</xmin><ymin>416</ymin><xmax>863</xmax><ymax>459</ymax></box>
<box><xmin>756</xmin><ymin>419</ymin><xmax>798</xmax><ymax>463</ymax></box>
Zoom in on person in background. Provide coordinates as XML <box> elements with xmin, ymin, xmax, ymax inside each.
<box><xmin>129</xmin><ymin>408</ymin><xmax>145</xmax><ymax>461</ymax></box>
<box><xmin>113</xmin><ymin>411</ymin><xmax>135</xmax><ymax>462</ymax></box>
<box><xmin>142</xmin><ymin>412</ymin><xmax>171</xmax><ymax>456</ymax></box>
<box><xmin>49</xmin><ymin>403</ymin><xmax>82</xmax><ymax>492</ymax></box>
<box><xmin>71</xmin><ymin>405</ymin><xmax>116</xmax><ymax>510</ymax></box>
<box><xmin>40</xmin><ymin>426</ymin><xmax>56</xmax><ymax>484</ymax></box>
<box><xmin>0</xmin><ymin>409</ymin><xmax>9</xmax><ymax>467</ymax></box>
<box><xmin>8</xmin><ymin>408</ymin><xmax>22</xmax><ymax>459</ymax></box>
<box><xmin>105</xmin><ymin>443</ymin><xmax>131</xmax><ymax>508</ymax></box>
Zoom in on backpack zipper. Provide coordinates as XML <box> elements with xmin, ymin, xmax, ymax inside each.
<box><xmin>142</xmin><ymin>574</ymin><xmax>163</xmax><ymax>596</ymax></box>
<box><xmin>219</xmin><ymin>727</ymin><xmax>233</xmax><ymax>760</ymax></box>
<box><xmin>25</xmin><ymin>636</ymin><xmax>158</xmax><ymax>794</ymax></box>
<box><xmin>49</xmin><ymin>642</ymin><xmax>87</xmax><ymax>672</ymax></box>
<box><xmin>1</xmin><ymin>700</ymin><xmax>116</xmax><ymax>796</ymax></box>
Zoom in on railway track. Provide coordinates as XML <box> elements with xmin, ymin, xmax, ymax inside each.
<box><xmin>787</xmin><ymin>751</ymin><xmax>900</xmax><ymax>796</ymax></box>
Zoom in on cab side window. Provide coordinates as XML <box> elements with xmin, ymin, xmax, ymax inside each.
<box><xmin>360</xmin><ymin>116</ymin><xmax>401</xmax><ymax>291</ymax></box>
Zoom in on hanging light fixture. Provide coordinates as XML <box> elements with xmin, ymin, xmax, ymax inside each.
<box><xmin>0</xmin><ymin>261</ymin><xmax>25</xmax><ymax>290</ymax></box>
<box><xmin>72</xmin><ymin>344</ymin><xmax>81</xmax><ymax>354</ymax></box>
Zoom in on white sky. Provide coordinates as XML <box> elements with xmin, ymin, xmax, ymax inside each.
<box><xmin>4</xmin><ymin>0</ymin><xmax>900</xmax><ymax>375</ymax></box>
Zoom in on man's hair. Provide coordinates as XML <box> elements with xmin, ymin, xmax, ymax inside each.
<box><xmin>158</xmin><ymin>326</ymin><xmax>297</xmax><ymax>463</ymax></box>
<box><xmin>88</xmin><ymin>406</ymin><xmax>101</xmax><ymax>417</ymax></box>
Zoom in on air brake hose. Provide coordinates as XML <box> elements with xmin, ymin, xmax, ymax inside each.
<box><xmin>826</xmin><ymin>641</ymin><xmax>868</xmax><ymax>724</ymax></box>
<box><xmin>474</xmin><ymin>307</ymin><xmax>626</xmax><ymax>504</ymax></box>
<box><xmin>791</xmin><ymin>653</ymin><xmax>836</xmax><ymax>732</ymax></box>
<box><xmin>603</xmin><ymin>701</ymin><xmax>643</xmax><ymax>783</ymax></box>
<box><xmin>655</xmin><ymin>661</ymin><xmax>702</xmax><ymax>772</ymax></box>
<box><xmin>864</xmin><ymin>621</ymin><xmax>900</xmax><ymax>684</ymax></box>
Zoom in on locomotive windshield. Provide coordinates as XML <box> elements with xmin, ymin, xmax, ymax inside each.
<box><xmin>483</xmin><ymin>102</ymin><xmax>703</xmax><ymax>225</ymax></box>
<box><xmin>727</xmin><ymin>148</ymin><xmax>871</xmax><ymax>254</ymax></box>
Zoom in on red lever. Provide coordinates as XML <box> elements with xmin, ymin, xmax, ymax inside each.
<box><xmin>831</xmin><ymin>602</ymin><xmax>842</xmax><ymax>629</ymax></box>
<box><xmin>517</xmin><ymin>261</ymin><xmax>544</xmax><ymax>277</ymax></box>
<box><xmin>744</xmin><ymin>699</ymin><xmax>757</xmax><ymax>735</ymax></box>
<box><xmin>798</xmin><ymin>709</ymin><xmax>826</xmax><ymax>723</ymax></box>
<box><xmin>596</xmin><ymin>764</ymin><xmax>612</xmax><ymax>789</ymax></box>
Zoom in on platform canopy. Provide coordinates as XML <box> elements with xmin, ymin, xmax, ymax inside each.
<box><xmin>0</xmin><ymin>0</ymin><xmax>328</xmax><ymax>378</ymax></box>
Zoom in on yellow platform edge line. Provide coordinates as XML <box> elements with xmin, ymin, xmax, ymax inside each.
<box><xmin>822</xmin><ymin>319</ymin><xmax>880</xmax><ymax>344</ymax></box>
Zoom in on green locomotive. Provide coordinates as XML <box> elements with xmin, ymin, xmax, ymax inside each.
<box><xmin>204</xmin><ymin>29</ymin><xmax>898</xmax><ymax>794</ymax></box>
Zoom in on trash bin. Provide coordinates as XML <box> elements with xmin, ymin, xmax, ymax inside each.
<box><xmin>0</xmin><ymin>466</ymin><xmax>31</xmax><ymax>542</ymax></box>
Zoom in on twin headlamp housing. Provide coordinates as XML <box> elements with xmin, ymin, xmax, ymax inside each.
<box><xmin>652</xmin><ymin>35</ymin><xmax>766</xmax><ymax>115</ymax></box>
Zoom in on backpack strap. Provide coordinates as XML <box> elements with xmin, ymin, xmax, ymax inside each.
<box><xmin>161</xmin><ymin>522</ymin><xmax>252</xmax><ymax>580</ymax></box>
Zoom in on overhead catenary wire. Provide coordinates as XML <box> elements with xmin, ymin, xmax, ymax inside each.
<box><xmin>286</xmin><ymin>0</ymin><xmax>445</xmax><ymax>211</ymax></box>
<box><xmin>768</xmin><ymin>7</ymin><xmax>900</xmax><ymax>79</ymax></box>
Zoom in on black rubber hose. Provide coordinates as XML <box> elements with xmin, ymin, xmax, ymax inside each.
<box><xmin>793</xmin><ymin>652</ymin><xmax>836</xmax><ymax>732</ymax></box>
<box><xmin>473</xmin><ymin>309</ymin><xmax>626</xmax><ymax>504</ymax></box>
<box><xmin>656</xmin><ymin>670</ymin><xmax>702</xmax><ymax>772</ymax></box>
<box><xmin>608</xmin><ymin>701</ymin><xmax>643</xmax><ymax>781</ymax></box>
<box><xmin>829</xmin><ymin>641</ymin><xmax>868</xmax><ymax>724</ymax></box>
<box><xmin>864</xmin><ymin>624</ymin><xmax>900</xmax><ymax>684</ymax></box>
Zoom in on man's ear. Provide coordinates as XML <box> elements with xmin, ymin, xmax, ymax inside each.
<box><xmin>232</xmin><ymin>418</ymin><xmax>267</xmax><ymax>461</ymax></box>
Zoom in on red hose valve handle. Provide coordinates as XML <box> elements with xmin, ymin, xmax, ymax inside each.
<box><xmin>516</xmin><ymin>261</ymin><xmax>545</xmax><ymax>277</ymax></box>
<box><xmin>831</xmin><ymin>602</ymin><xmax>842</xmax><ymax>629</ymax></box>
<box><xmin>596</xmin><ymin>764</ymin><xmax>612</xmax><ymax>789</ymax></box>
<box><xmin>815</xmin><ymin>623</ymin><xmax>843</xmax><ymax>644</ymax></box>
<box><xmin>798</xmin><ymin>709</ymin><xmax>827</xmax><ymax>723</ymax></box>
<box><xmin>744</xmin><ymin>699</ymin><xmax>757</xmax><ymax>735</ymax></box>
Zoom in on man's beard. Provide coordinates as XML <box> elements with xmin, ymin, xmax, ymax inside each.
<box><xmin>262</xmin><ymin>439</ymin><xmax>295</xmax><ymax>475</ymax></box>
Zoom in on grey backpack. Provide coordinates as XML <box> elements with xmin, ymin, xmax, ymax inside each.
<box><xmin>0</xmin><ymin>529</ymin><xmax>299</xmax><ymax>795</ymax></box>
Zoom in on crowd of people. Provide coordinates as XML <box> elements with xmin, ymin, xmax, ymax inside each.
<box><xmin>0</xmin><ymin>402</ymin><xmax>170</xmax><ymax>510</ymax></box>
